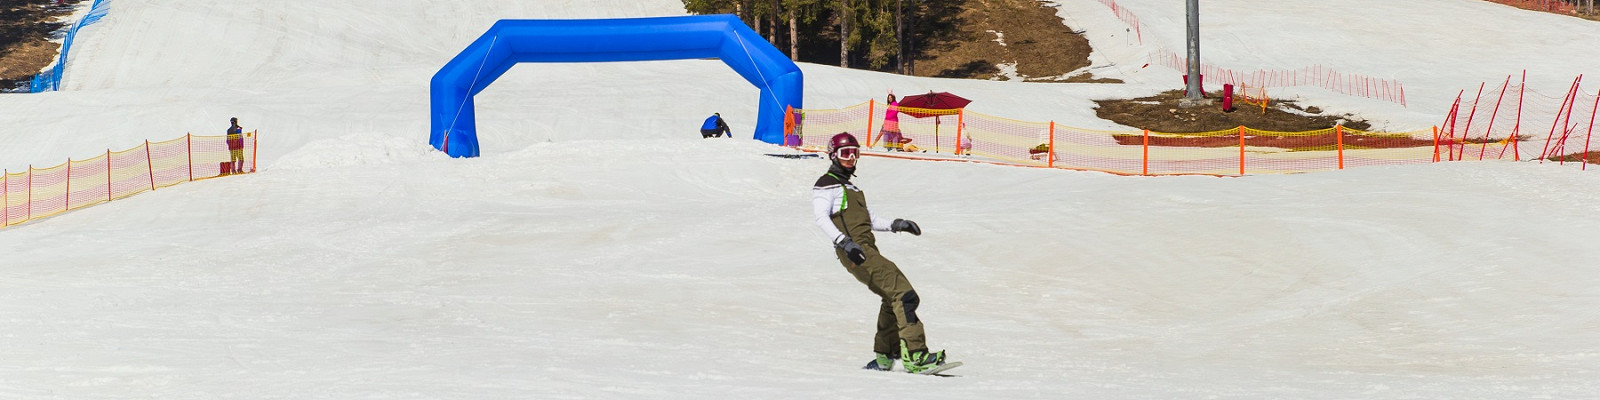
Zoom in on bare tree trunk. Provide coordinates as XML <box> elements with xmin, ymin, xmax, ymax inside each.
<box><xmin>896</xmin><ymin>0</ymin><xmax>904</xmax><ymax>74</ymax></box>
<box><xmin>907</xmin><ymin>4</ymin><xmax>916</xmax><ymax>75</ymax></box>
<box><xmin>840</xmin><ymin>0</ymin><xmax>851</xmax><ymax>68</ymax></box>
<box><xmin>790</xmin><ymin>12</ymin><xmax>799</xmax><ymax>61</ymax></box>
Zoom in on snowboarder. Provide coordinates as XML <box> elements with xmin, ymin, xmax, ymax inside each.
<box><xmin>700</xmin><ymin>113</ymin><xmax>731</xmax><ymax>138</ymax></box>
<box><xmin>811</xmin><ymin>132</ymin><xmax>946</xmax><ymax>373</ymax></box>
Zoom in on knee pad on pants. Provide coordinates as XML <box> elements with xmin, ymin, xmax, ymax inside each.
<box><xmin>900</xmin><ymin>290</ymin><xmax>920</xmax><ymax>324</ymax></box>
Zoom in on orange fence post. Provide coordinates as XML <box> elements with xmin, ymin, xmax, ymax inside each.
<box><xmin>252</xmin><ymin>130</ymin><xmax>259</xmax><ymax>173</ymax></box>
<box><xmin>1462</xmin><ymin>82</ymin><xmax>1485</xmax><ymax>160</ymax></box>
<box><xmin>1259</xmin><ymin>85</ymin><xmax>1268</xmax><ymax>114</ymax></box>
<box><xmin>1584</xmin><ymin>87</ymin><xmax>1600</xmax><ymax>170</ymax></box>
<box><xmin>1540</xmin><ymin>75</ymin><xmax>1582</xmax><ymax>162</ymax></box>
<box><xmin>1555</xmin><ymin>76</ymin><xmax>1585</xmax><ymax>163</ymax></box>
<box><xmin>1337</xmin><ymin>125</ymin><xmax>1345</xmax><ymax>170</ymax></box>
<box><xmin>1511</xmin><ymin>130</ymin><xmax>1521</xmax><ymax>161</ymax></box>
<box><xmin>1432</xmin><ymin>126</ymin><xmax>1440</xmax><ymax>162</ymax></box>
<box><xmin>65</xmin><ymin>159</ymin><xmax>71</xmax><ymax>210</ymax></box>
<box><xmin>1047</xmin><ymin>121</ymin><xmax>1056</xmax><ymax>168</ymax></box>
<box><xmin>106</xmin><ymin>150</ymin><xmax>112</xmax><ymax>201</ymax></box>
<box><xmin>186</xmin><ymin>134</ymin><xmax>194</xmax><ymax>182</ymax></box>
<box><xmin>1238</xmin><ymin>126</ymin><xmax>1246</xmax><ymax>175</ymax></box>
<box><xmin>27</xmin><ymin>165</ymin><xmax>33</xmax><ymax>221</ymax></box>
<box><xmin>865</xmin><ymin>101</ymin><xmax>876</xmax><ymax>148</ymax></box>
<box><xmin>146</xmin><ymin>140</ymin><xmax>156</xmax><ymax>190</ymax></box>
<box><xmin>1503</xmin><ymin>70</ymin><xmax>1527</xmax><ymax>161</ymax></box>
<box><xmin>1479</xmin><ymin>76</ymin><xmax>1512</xmax><ymax>161</ymax></box>
<box><xmin>2</xmin><ymin>169</ymin><xmax>7</xmax><ymax>226</ymax></box>
<box><xmin>1142</xmin><ymin>129</ymin><xmax>1150</xmax><ymax>176</ymax></box>
<box><xmin>955</xmin><ymin>110</ymin><xmax>966</xmax><ymax>156</ymax></box>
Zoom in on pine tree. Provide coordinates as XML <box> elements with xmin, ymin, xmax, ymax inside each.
<box><xmin>681</xmin><ymin>0</ymin><xmax>737</xmax><ymax>15</ymax></box>
<box><xmin>685</xmin><ymin>0</ymin><xmax>951</xmax><ymax>74</ymax></box>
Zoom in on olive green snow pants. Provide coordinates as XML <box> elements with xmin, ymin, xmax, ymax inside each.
<box><xmin>836</xmin><ymin>247</ymin><xmax>926</xmax><ymax>355</ymax></box>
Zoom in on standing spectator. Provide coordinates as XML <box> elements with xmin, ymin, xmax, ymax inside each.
<box><xmin>876</xmin><ymin>94</ymin><xmax>904</xmax><ymax>151</ymax></box>
<box><xmin>812</xmin><ymin>132</ymin><xmax>947</xmax><ymax>373</ymax></box>
<box><xmin>700</xmin><ymin>113</ymin><xmax>731</xmax><ymax>138</ymax></box>
<box><xmin>784</xmin><ymin>107</ymin><xmax>801</xmax><ymax>147</ymax></box>
<box><xmin>226</xmin><ymin>117</ymin><xmax>246</xmax><ymax>174</ymax></box>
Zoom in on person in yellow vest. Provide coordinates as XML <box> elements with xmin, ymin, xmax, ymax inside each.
<box><xmin>226</xmin><ymin>117</ymin><xmax>246</xmax><ymax>174</ymax></box>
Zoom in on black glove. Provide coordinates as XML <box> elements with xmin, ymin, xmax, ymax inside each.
<box><xmin>834</xmin><ymin>235</ymin><xmax>867</xmax><ymax>265</ymax></box>
<box><xmin>891</xmin><ymin>219</ymin><xmax>921</xmax><ymax>236</ymax></box>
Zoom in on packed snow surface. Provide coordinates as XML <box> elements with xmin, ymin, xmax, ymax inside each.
<box><xmin>1</xmin><ymin>0</ymin><xmax>1597</xmax><ymax>398</ymax></box>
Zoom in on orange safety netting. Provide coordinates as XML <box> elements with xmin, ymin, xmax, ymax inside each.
<box><xmin>874</xmin><ymin>105</ymin><xmax>964</xmax><ymax>154</ymax></box>
<box><xmin>3</xmin><ymin>131</ymin><xmax>258</xmax><ymax>229</ymax></box>
<box><xmin>1441</xmin><ymin>75</ymin><xmax>1600</xmax><ymax>163</ymax></box>
<box><xmin>1092</xmin><ymin>0</ymin><xmax>1408</xmax><ymax>107</ymax></box>
<box><xmin>794</xmin><ymin>102</ymin><xmax>874</xmax><ymax>149</ymax></box>
<box><xmin>793</xmin><ymin>101</ymin><xmax>1443</xmax><ymax>176</ymax></box>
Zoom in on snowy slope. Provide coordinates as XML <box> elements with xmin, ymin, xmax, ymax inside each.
<box><xmin>1052</xmin><ymin>0</ymin><xmax>1600</xmax><ymax>130</ymax></box>
<box><xmin>2</xmin><ymin>0</ymin><xmax>1598</xmax><ymax>398</ymax></box>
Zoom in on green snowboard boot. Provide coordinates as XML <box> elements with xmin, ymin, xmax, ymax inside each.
<box><xmin>899</xmin><ymin>340</ymin><xmax>946</xmax><ymax>374</ymax></box>
<box><xmin>862</xmin><ymin>352</ymin><xmax>896</xmax><ymax>371</ymax></box>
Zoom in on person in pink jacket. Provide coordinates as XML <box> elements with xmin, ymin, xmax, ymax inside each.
<box><xmin>876</xmin><ymin>94</ymin><xmax>905</xmax><ymax>152</ymax></box>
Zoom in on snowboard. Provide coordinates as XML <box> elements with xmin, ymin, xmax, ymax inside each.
<box><xmin>915</xmin><ymin>361</ymin><xmax>963</xmax><ymax>377</ymax></box>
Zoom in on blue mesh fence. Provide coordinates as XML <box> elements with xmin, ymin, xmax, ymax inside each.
<box><xmin>27</xmin><ymin>0</ymin><xmax>112</xmax><ymax>93</ymax></box>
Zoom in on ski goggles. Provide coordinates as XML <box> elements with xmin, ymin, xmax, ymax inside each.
<box><xmin>833</xmin><ymin>146</ymin><xmax>860</xmax><ymax>161</ymax></box>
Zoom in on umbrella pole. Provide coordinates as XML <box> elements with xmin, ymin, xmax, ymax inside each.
<box><xmin>935</xmin><ymin>117</ymin><xmax>940</xmax><ymax>153</ymax></box>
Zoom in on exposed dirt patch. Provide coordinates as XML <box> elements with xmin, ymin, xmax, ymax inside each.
<box><xmin>915</xmin><ymin>0</ymin><xmax>1116</xmax><ymax>82</ymax></box>
<box><xmin>0</xmin><ymin>0</ymin><xmax>82</xmax><ymax>90</ymax></box>
<box><xmin>1108</xmin><ymin>131</ymin><xmax>1435</xmax><ymax>150</ymax></box>
<box><xmin>1095</xmin><ymin>89</ymin><xmax>1373</xmax><ymax>133</ymax></box>
<box><xmin>1548</xmin><ymin>151</ymin><xmax>1600</xmax><ymax>165</ymax></box>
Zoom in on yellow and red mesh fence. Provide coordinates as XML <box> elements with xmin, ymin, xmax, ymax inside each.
<box><xmin>875</xmin><ymin>106</ymin><xmax>964</xmax><ymax>153</ymax></box>
<box><xmin>794</xmin><ymin>101</ymin><xmax>1445</xmax><ymax>176</ymax></box>
<box><xmin>960</xmin><ymin>112</ymin><xmax>1054</xmax><ymax>167</ymax></box>
<box><xmin>795</xmin><ymin>102</ymin><xmax>874</xmax><ymax>149</ymax></box>
<box><xmin>3</xmin><ymin>131</ymin><xmax>257</xmax><ymax>229</ymax></box>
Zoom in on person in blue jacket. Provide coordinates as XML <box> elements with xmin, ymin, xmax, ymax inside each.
<box><xmin>700</xmin><ymin>113</ymin><xmax>731</xmax><ymax>138</ymax></box>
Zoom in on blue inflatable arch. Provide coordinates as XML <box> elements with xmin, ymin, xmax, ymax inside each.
<box><xmin>430</xmin><ymin>15</ymin><xmax>804</xmax><ymax>157</ymax></box>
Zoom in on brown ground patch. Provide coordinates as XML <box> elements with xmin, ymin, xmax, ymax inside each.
<box><xmin>1090</xmin><ymin>90</ymin><xmax>1452</xmax><ymax>149</ymax></box>
<box><xmin>1547</xmin><ymin>151</ymin><xmax>1600</xmax><ymax>165</ymax></box>
<box><xmin>1109</xmin><ymin>132</ymin><xmax>1435</xmax><ymax>149</ymax></box>
<box><xmin>914</xmin><ymin>0</ymin><xmax>1116</xmax><ymax>82</ymax></box>
<box><xmin>0</xmin><ymin>0</ymin><xmax>82</xmax><ymax>91</ymax></box>
<box><xmin>1095</xmin><ymin>89</ymin><xmax>1373</xmax><ymax>134</ymax></box>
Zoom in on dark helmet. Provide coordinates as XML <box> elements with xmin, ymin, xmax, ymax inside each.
<box><xmin>828</xmin><ymin>132</ymin><xmax>860</xmax><ymax>161</ymax></box>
